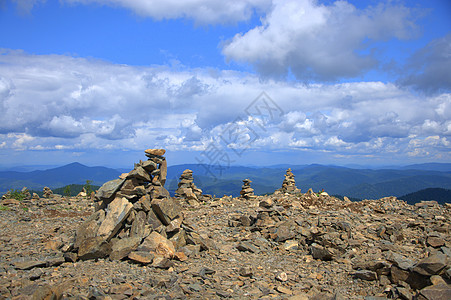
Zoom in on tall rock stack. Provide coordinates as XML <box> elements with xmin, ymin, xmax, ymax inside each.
<box><xmin>281</xmin><ymin>168</ymin><xmax>297</xmax><ymax>194</ymax></box>
<box><xmin>70</xmin><ymin>149</ymin><xmax>212</xmax><ymax>265</ymax></box>
<box><xmin>175</xmin><ymin>169</ymin><xmax>205</xmax><ymax>205</ymax></box>
<box><xmin>240</xmin><ymin>179</ymin><xmax>256</xmax><ymax>200</ymax></box>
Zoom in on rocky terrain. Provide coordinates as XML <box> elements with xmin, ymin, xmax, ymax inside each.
<box><xmin>0</xmin><ymin>150</ymin><xmax>450</xmax><ymax>299</ymax></box>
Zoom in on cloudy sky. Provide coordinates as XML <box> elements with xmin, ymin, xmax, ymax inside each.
<box><xmin>0</xmin><ymin>0</ymin><xmax>450</xmax><ymax>169</ymax></box>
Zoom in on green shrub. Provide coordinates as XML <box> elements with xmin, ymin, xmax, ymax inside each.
<box><xmin>8</xmin><ymin>189</ymin><xmax>25</xmax><ymax>201</ymax></box>
<box><xmin>84</xmin><ymin>180</ymin><xmax>93</xmax><ymax>197</ymax></box>
<box><xmin>64</xmin><ymin>185</ymin><xmax>71</xmax><ymax>197</ymax></box>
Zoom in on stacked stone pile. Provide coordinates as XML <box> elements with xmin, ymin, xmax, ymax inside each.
<box><xmin>21</xmin><ymin>187</ymin><xmax>32</xmax><ymax>200</ymax></box>
<box><xmin>175</xmin><ymin>169</ymin><xmax>210</xmax><ymax>205</ymax></box>
<box><xmin>69</xmin><ymin>149</ymin><xmax>214</xmax><ymax>265</ymax></box>
<box><xmin>43</xmin><ymin>186</ymin><xmax>53</xmax><ymax>198</ymax></box>
<box><xmin>277</xmin><ymin>168</ymin><xmax>298</xmax><ymax>194</ymax></box>
<box><xmin>239</xmin><ymin>179</ymin><xmax>256</xmax><ymax>200</ymax></box>
<box><xmin>76</xmin><ymin>187</ymin><xmax>87</xmax><ymax>198</ymax></box>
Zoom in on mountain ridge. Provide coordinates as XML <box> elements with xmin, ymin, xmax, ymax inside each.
<box><xmin>1</xmin><ymin>162</ymin><xmax>450</xmax><ymax>202</ymax></box>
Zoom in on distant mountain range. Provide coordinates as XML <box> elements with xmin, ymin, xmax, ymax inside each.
<box><xmin>0</xmin><ymin>162</ymin><xmax>120</xmax><ymax>194</ymax></box>
<box><xmin>164</xmin><ymin>163</ymin><xmax>451</xmax><ymax>200</ymax></box>
<box><xmin>1</xmin><ymin>162</ymin><xmax>450</xmax><ymax>202</ymax></box>
<box><xmin>398</xmin><ymin>188</ymin><xmax>451</xmax><ymax>205</ymax></box>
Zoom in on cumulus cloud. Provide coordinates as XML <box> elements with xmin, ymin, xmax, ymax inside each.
<box><xmin>63</xmin><ymin>0</ymin><xmax>271</xmax><ymax>25</ymax></box>
<box><xmin>0</xmin><ymin>49</ymin><xmax>450</xmax><ymax>162</ymax></box>
<box><xmin>398</xmin><ymin>33</ymin><xmax>451</xmax><ymax>94</ymax></box>
<box><xmin>222</xmin><ymin>0</ymin><xmax>418</xmax><ymax>81</ymax></box>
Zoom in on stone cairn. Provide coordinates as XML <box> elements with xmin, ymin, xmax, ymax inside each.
<box><xmin>21</xmin><ymin>187</ymin><xmax>31</xmax><ymax>200</ymax></box>
<box><xmin>175</xmin><ymin>169</ymin><xmax>210</xmax><ymax>205</ymax></box>
<box><xmin>43</xmin><ymin>186</ymin><xmax>53</xmax><ymax>198</ymax></box>
<box><xmin>280</xmin><ymin>168</ymin><xmax>298</xmax><ymax>194</ymax></box>
<box><xmin>240</xmin><ymin>179</ymin><xmax>256</xmax><ymax>200</ymax></box>
<box><xmin>69</xmin><ymin>149</ymin><xmax>214</xmax><ymax>266</ymax></box>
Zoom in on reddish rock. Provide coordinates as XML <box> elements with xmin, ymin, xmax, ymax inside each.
<box><xmin>144</xmin><ymin>149</ymin><xmax>166</xmax><ymax>156</ymax></box>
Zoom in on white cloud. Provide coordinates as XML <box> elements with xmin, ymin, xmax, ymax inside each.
<box><xmin>8</xmin><ymin>133</ymin><xmax>35</xmax><ymax>150</ymax></box>
<box><xmin>63</xmin><ymin>0</ymin><xmax>271</xmax><ymax>25</ymax></box>
<box><xmin>0</xmin><ymin>49</ymin><xmax>450</xmax><ymax>162</ymax></box>
<box><xmin>408</xmin><ymin>136</ymin><xmax>450</xmax><ymax>158</ymax></box>
<box><xmin>325</xmin><ymin>136</ymin><xmax>349</xmax><ymax>148</ymax></box>
<box><xmin>222</xmin><ymin>0</ymin><xmax>417</xmax><ymax>81</ymax></box>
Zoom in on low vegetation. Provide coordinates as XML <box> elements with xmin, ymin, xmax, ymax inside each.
<box><xmin>50</xmin><ymin>183</ymin><xmax>100</xmax><ymax>197</ymax></box>
<box><xmin>8</xmin><ymin>189</ymin><xmax>27</xmax><ymax>201</ymax></box>
<box><xmin>399</xmin><ymin>188</ymin><xmax>451</xmax><ymax>205</ymax></box>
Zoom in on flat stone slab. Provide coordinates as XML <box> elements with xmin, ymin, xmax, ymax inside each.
<box><xmin>110</xmin><ymin>237</ymin><xmax>142</xmax><ymax>260</ymax></box>
<box><xmin>419</xmin><ymin>283</ymin><xmax>451</xmax><ymax>300</ymax></box>
<box><xmin>144</xmin><ymin>149</ymin><xmax>166</xmax><ymax>156</ymax></box>
<box><xmin>96</xmin><ymin>179</ymin><xmax>125</xmax><ymax>200</ymax></box>
<box><xmin>14</xmin><ymin>260</ymin><xmax>47</xmax><ymax>270</ymax></box>
<box><xmin>97</xmin><ymin>197</ymin><xmax>133</xmax><ymax>241</ymax></box>
<box><xmin>413</xmin><ymin>253</ymin><xmax>447</xmax><ymax>276</ymax></box>
<box><xmin>127</xmin><ymin>166</ymin><xmax>151</xmax><ymax>182</ymax></box>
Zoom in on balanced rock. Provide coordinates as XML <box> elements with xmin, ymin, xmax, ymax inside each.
<box><xmin>240</xmin><ymin>179</ymin><xmax>256</xmax><ymax>200</ymax></box>
<box><xmin>144</xmin><ymin>149</ymin><xmax>166</xmax><ymax>156</ymax></box>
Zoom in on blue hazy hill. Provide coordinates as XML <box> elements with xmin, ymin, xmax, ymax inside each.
<box><xmin>0</xmin><ymin>162</ymin><xmax>450</xmax><ymax>202</ymax></box>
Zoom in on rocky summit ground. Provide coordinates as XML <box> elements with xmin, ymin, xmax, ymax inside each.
<box><xmin>0</xmin><ymin>192</ymin><xmax>450</xmax><ymax>299</ymax></box>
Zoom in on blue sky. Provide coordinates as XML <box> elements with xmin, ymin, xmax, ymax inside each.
<box><xmin>0</xmin><ymin>0</ymin><xmax>450</xmax><ymax>170</ymax></box>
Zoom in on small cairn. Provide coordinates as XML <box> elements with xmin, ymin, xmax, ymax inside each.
<box><xmin>69</xmin><ymin>149</ymin><xmax>214</xmax><ymax>265</ymax></box>
<box><xmin>43</xmin><ymin>186</ymin><xmax>53</xmax><ymax>198</ymax></box>
<box><xmin>175</xmin><ymin>169</ymin><xmax>206</xmax><ymax>205</ymax></box>
<box><xmin>240</xmin><ymin>179</ymin><xmax>256</xmax><ymax>200</ymax></box>
<box><xmin>281</xmin><ymin>168</ymin><xmax>298</xmax><ymax>194</ymax></box>
<box><xmin>21</xmin><ymin>187</ymin><xmax>32</xmax><ymax>201</ymax></box>
<box><xmin>76</xmin><ymin>187</ymin><xmax>87</xmax><ymax>198</ymax></box>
